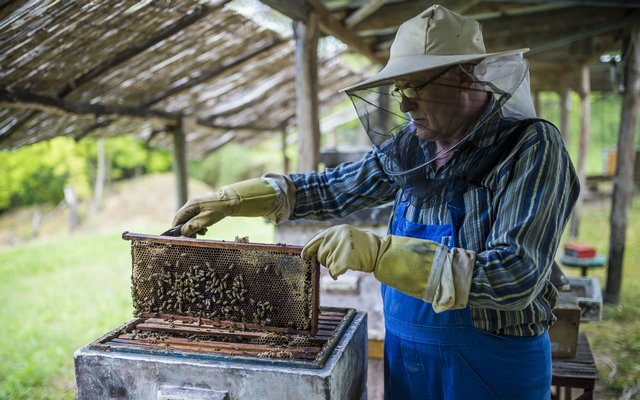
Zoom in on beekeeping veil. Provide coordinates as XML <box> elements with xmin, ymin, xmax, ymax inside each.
<box><xmin>341</xmin><ymin>5</ymin><xmax>537</xmax><ymax>207</ymax></box>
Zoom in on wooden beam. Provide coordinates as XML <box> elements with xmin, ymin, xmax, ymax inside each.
<box><xmin>141</xmin><ymin>38</ymin><xmax>286</xmax><ymax>106</ymax></box>
<box><xmin>527</xmin><ymin>14</ymin><xmax>640</xmax><ymax>55</ymax></box>
<box><xmin>569</xmin><ymin>64</ymin><xmax>591</xmax><ymax>238</ymax></box>
<box><xmin>0</xmin><ymin>88</ymin><xmax>180</xmax><ymax>122</ymax></box>
<box><xmin>351</xmin><ymin>0</ymin><xmax>480</xmax><ymax>33</ymax></box>
<box><xmin>259</xmin><ymin>0</ymin><xmax>309</xmax><ymax>21</ymax></box>
<box><xmin>172</xmin><ymin>120</ymin><xmax>189</xmax><ymax>210</ymax></box>
<box><xmin>344</xmin><ymin>0</ymin><xmax>386</xmax><ymax>28</ymax></box>
<box><xmin>307</xmin><ymin>0</ymin><xmax>385</xmax><ymax>65</ymax></box>
<box><xmin>607</xmin><ymin>27</ymin><xmax>640</xmax><ymax>303</ymax></box>
<box><xmin>488</xmin><ymin>0</ymin><xmax>640</xmax><ymax>8</ymax></box>
<box><xmin>559</xmin><ymin>83</ymin><xmax>573</xmax><ymax>147</ymax></box>
<box><xmin>294</xmin><ymin>12</ymin><xmax>321</xmax><ymax>172</ymax></box>
<box><xmin>201</xmin><ymin>131</ymin><xmax>237</xmax><ymax>157</ymax></box>
<box><xmin>75</xmin><ymin>38</ymin><xmax>286</xmax><ymax>141</ymax></box>
<box><xmin>0</xmin><ymin>0</ymin><xmax>230</xmax><ymax>144</ymax></box>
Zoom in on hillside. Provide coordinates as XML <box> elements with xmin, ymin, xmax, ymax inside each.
<box><xmin>0</xmin><ymin>173</ymin><xmax>214</xmax><ymax>247</ymax></box>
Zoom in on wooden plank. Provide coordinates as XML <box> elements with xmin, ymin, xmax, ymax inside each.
<box><xmin>368</xmin><ymin>339</ymin><xmax>384</xmax><ymax>359</ymax></box>
<box><xmin>294</xmin><ymin>13</ymin><xmax>321</xmax><ymax>172</ymax></box>
<box><xmin>606</xmin><ymin>25</ymin><xmax>640</xmax><ymax>303</ymax></box>
<box><xmin>0</xmin><ymin>0</ymin><xmax>230</xmax><ymax>144</ymax></box>
<box><xmin>121</xmin><ymin>232</ymin><xmax>309</xmax><ymax>258</ymax></box>
<box><xmin>559</xmin><ymin>83</ymin><xmax>573</xmax><ymax>146</ymax></box>
<box><xmin>0</xmin><ymin>88</ymin><xmax>179</xmax><ymax>123</ymax></box>
<box><xmin>259</xmin><ymin>0</ymin><xmax>309</xmax><ymax>21</ymax></box>
<box><xmin>570</xmin><ymin>64</ymin><xmax>591</xmax><ymax>238</ymax></box>
<box><xmin>352</xmin><ymin>0</ymin><xmax>480</xmax><ymax>33</ymax></box>
<box><xmin>109</xmin><ymin>337</ymin><xmax>319</xmax><ymax>359</ymax></box>
<box><xmin>344</xmin><ymin>0</ymin><xmax>386</xmax><ymax>28</ymax></box>
<box><xmin>173</xmin><ymin>120</ymin><xmax>189</xmax><ymax>209</ymax></box>
<box><xmin>308</xmin><ymin>0</ymin><xmax>385</xmax><ymax>65</ymax></box>
<box><xmin>116</xmin><ymin>334</ymin><xmax>322</xmax><ymax>355</ymax></box>
<box><xmin>489</xmin><ymin>0</ymin><xmax>640</xmax><ymax>8</ymax></box>
<box><xmin>141</xmin><ymin>39</ymin><xmax>286</xmax><ymax>108</ymax></box>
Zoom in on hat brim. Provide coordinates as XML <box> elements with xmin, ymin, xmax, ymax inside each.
<box><xmin>340</xmin><ymin>48</ymin><xmax>529</xmax><ymax>93</ymax></box>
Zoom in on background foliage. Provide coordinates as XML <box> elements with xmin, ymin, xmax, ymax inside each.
<box><xmin>0</xmin><ymin>136</ymin><xmax>173</xmax><ymax>213</ymax></box>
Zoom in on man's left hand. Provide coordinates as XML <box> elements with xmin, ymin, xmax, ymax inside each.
<box><xmin>302</xmin><ymin>224</ymin><xmax>475</xmax><ymax>312</ymax></box>
<box><xmin>301</xmin><ymin>224</ymin><xmax>385</xmax><ymax>278</ymax></box>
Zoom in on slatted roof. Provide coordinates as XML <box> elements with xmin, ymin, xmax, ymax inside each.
<box><xmin>0</xmin><ymin>0</ymin><xmax>369</xmax><ymax>157</ymax></box>
<box><xmin>3</xmin><ymin>0</ymin><xmax>640</xmax><ymax>157</ymax></box>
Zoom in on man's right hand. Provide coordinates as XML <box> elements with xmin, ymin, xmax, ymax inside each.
<box><xmin>172</xmin><ymin>186</ymin><xmax>242</xmax><ymax>237</ymax></box>
<box><xmin>172</xmin><ymin>178</ymin><xmax>280</xmax><ymax>237</ymax></box>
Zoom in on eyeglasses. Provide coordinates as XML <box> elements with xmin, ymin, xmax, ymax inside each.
<box><xmin>391</xmin><ymin>66</ymin><xmax>454</xmax><ymax>102</ymax></box>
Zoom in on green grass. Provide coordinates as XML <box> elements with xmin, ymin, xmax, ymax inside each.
<box><xmin>0</xmin><ymin>217</ymin><xmax>274</xmax><ymax>400</ymax></box>
<box><xmin>560</xmin><ymin>196</ymin><xmax>640</xmax><ymax>398</ymax></box>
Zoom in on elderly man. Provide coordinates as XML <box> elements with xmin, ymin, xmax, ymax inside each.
<box><xmin>173</xmin><ymin>5</ymin><xmax>579</xmax><ymax>399</ymax></box>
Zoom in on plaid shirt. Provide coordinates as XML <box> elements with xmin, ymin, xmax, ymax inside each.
<box><xmin>288</xmin><ymin>110</ymin><xmax>579</xmax><ymax>337</ymax></box>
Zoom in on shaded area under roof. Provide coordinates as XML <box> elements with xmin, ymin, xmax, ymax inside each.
<box><xmin>0</xmin><ymin>0</ymin><xmax>369</xmax><ymax>158</ymax></box>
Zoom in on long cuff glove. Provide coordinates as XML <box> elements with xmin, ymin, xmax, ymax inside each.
<box><xmin>172</xmin><ymin>174</ymin><xmax>296</xmax><ymax>237</ymax></box>
<box><xmin>302</xmin><ymin>224</ymin><xmax>476</xmax><ymax>313</ymax></box>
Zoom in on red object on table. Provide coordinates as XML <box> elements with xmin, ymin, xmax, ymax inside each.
<box><xmin>564</xmin><ymin>243</ymin><xmax>597</xmax><ymax>259</ymax></box>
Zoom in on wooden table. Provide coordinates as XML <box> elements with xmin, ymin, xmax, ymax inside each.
<box><xmin>552</xmin><ymin>333</ymin><xmax>599</xmax><ymax>400</ymax></box>
<box><xmin>560</xmin><ymin>254</ymin><xmax>606</xmax><ymax>277</ymax></box>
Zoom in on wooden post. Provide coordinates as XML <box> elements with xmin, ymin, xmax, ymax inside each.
<box><xmin>368</xmin><ymin>85</ymin><xmax>391</xmax><ymax>146</ymax></box>
<box><xmin>569</xmin><ymin>65</ymin><xmax>590</xmax><ymax>238</ymax></box>
<box><xmin>63</xmin><ymin>185</ymin><xmax>78</xmax><ymax>233</ymax></box>
<box><xmin>294</xmin><ymin>12</ymin><xmax>320</xmax><ymax>172</ymax></box>
<box><xmin>532</xmin><ymin>91</ymin><xmax>540</xmax><ymax>116</ymax></box>
<box><xmin>559</xmin><ymin>84</ymin><xmax>572</xmax><ymax>147</ymax></box>
<box><xmin>606</xmin><ymin>28</ymin><xmax>640</xmax><ymax>304</ymax></box>
<box><xmin>281</xmin><ymin>128</ymin><xmax>290</xmax><ymax>175</ymax></box>
<box><xmin>91</xmin><ymin>138</ymin><xmax>106</xmax><ymax>215</ymax></box>
<box><xmin>172</xmin><ymin>121</ymin><xmax>188</xmax><ymax>210</ymax></box>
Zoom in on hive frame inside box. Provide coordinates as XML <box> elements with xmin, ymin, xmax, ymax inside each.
<box><xmin>74</xmin><ymin>310</ymin><xmax>368</xmax><ymax>400</ymax></box>
<box><xmin>122</xmin><ymin>232</ymin><xmax>320</xmax><ymax>336</ymax></box>
<box><xmin>567</xmin><ymin>276</ymin><xmax>603</xmax><ymax>322</ymax></box>
<box><xmin>87</xmin><ymin>306</ymin><xmax>358</xmax><ymax>369</ymax></box>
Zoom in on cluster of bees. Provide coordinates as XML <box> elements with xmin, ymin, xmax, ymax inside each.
<box><xmin>257</xmin><ymin>350</ymin><xmax>295</xmax><ymax>359</ymax></box>
<box><xmin>132</xmin><ymin>258</ymin><xmax>277</xmax><ymax>326</ymax></box>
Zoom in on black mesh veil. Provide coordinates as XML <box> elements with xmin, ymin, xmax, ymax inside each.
<box><xmin>345</xmin><ymin>53</ymin><xmax>536</xmax><ymax>208</ymax></box>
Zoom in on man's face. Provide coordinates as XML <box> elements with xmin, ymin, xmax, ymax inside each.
<box><xmin>393</xmin><ymin>66</ymin><xmax>466</xmax><ymax>143</ymax></box>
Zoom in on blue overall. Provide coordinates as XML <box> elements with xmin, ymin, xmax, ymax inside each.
<box><xmin>382</xmin><ymin>188</ymin><xmax>552</xmax><ymax>400</ymax></box>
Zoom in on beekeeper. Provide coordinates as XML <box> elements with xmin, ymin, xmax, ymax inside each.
<box><xmin>173</xmin><ymin>5</ymin><xmax>579</xmax><ymax>399</ymax></box>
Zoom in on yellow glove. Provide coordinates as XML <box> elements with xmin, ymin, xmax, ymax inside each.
<box><xmin>302</xmin><ymin>224</ymin><xmax>476</xmax><ymax>312</ymax></box>
<box><xmin>172</xmin><ymin>178</ymin><xmax>278</xmax><ymax>237</ymax></box>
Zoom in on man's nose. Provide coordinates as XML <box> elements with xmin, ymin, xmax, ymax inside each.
<box><xmin>399</xmin><ymin>96</ymin><xmax>417</xmax><ymax>113</ymax></box>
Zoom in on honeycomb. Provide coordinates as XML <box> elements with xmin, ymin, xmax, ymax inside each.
<box><xmin>123</xmin><ymin>233</ymin><xmax>319</xmax><ymax>334</ymax></box>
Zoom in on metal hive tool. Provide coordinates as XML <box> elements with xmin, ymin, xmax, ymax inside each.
<box><xmin>122</xmin><ymin>232</ymin><xmax>320</xmax><ymax>336</ymax></box>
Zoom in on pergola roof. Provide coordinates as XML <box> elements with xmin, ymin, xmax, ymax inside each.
<box><xmin>3</xmin><ymin>0</ymin><xmax>640</xmax><ymax>157</ymax></box>
<box><xmin>0</xmin><ymin>0</ymin><xmax>369</xmax><ymax>157</ymax></box>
